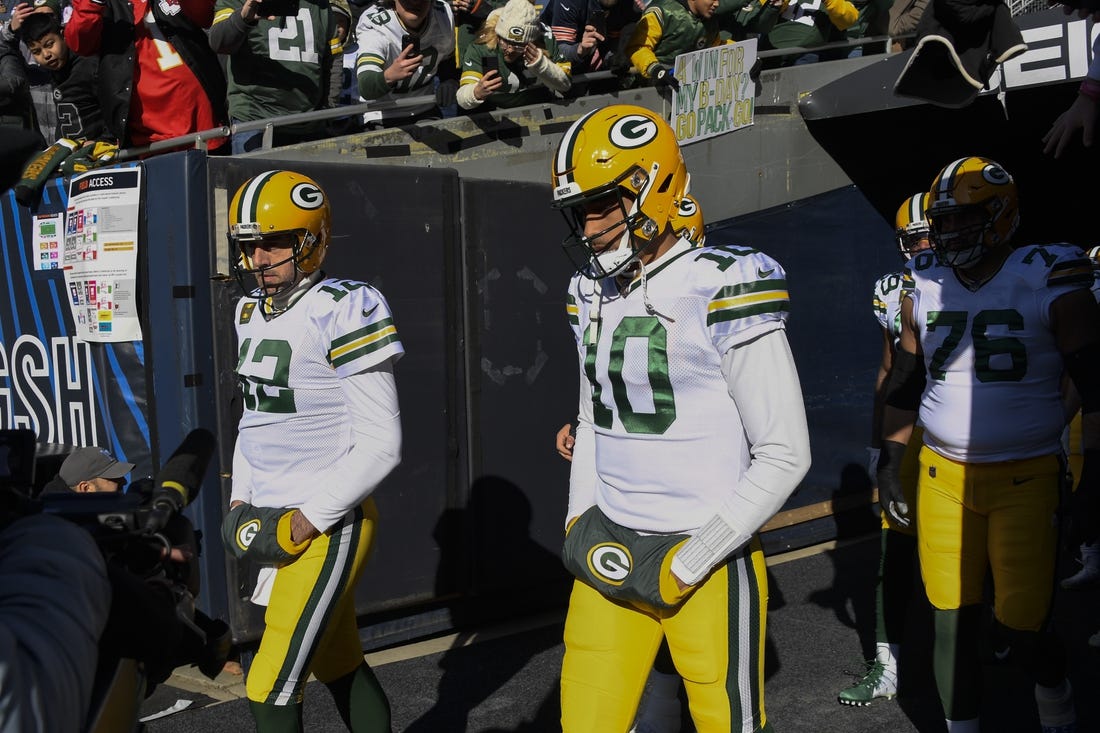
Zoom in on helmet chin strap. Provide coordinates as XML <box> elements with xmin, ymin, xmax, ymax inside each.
<box><xmin>261</xmin><ymin>270</ymin><xmax>322</xmax><ymax>318</ymax></box>
<box><xmin>593</xmin><ymin>226</ymin><xmax>637</xmax><ymax>276</ymax></box>
<box><xmin>592</xmin><ymin>182</ymin><xmax>658</xmax><ymax>277</ymax></box>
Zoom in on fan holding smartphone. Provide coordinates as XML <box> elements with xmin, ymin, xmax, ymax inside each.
<box><xmin>209</xmin><ymin>0</ymin><xmax>336</xmax><ymax>154</ymax></box>
<box><xmin>456</xmin><ymin>0</ymin><xmax>572</xmax><ymax>110</ymax></box>
<box><xmin>352</xmin><ymin>0</ymin><xmax>458</xmax><ymax>123</ymax></box>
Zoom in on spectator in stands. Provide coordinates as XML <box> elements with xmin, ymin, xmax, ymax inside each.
<box><xmin>842</xmin><ymin>0</ymin><xmax>890</xmax><ymax>57</ymax></box>
<box><xmin>456</xmin><ymin>0</ymin><xmax>571</xmax><ymax>111</ymax></box>
<box><xmin>209</xmin><ymin>0</ymin><xmax>338</xmax><ymax>154</ymax></box>
<box><xmin>453</xmin><ymin>0</ymin><xmax>503</xmax><ymax>65</ymax></box>
<box><xmin>327</xmin><ymin>0</ymin><xmax>365</xmax><ymax>134</ymax></box>
<box><xmin>624</xmin><ymin>0</ymin><xmax>725</xmax><ymax>91</ymax></box>
<box><xmin>540</xmin><ymin>0</ymin><xmax>641</xmax><ymax>75</ymax></box>
<box><xmin>1</xmin><ymin>0</ymin><xmax>68</xmax><ymax>143</ymax></box>
<box><xmin>0</xmin><ymin>25</ymin><xmax>34</xmax><ymax>136</ymax></box>
<box><xmin>1043</xmin><ymin>2</ymin><xmax>1100</xmax><ymax>158</ymax></box>
<box><xmin>328</xmin><ymin>0</ymin><xmax>354</xmax><ymax>107</ymax></box>
<box><xmin>14</xmin><ymin>11</ymin><xmax>102</xmax><ymax>141</ymax></box>
<box><xmin>758</xmin><ymin>0</ymin><xmax>859</xmax><ymax>65</ymax></box>
<box><xmin>353</xmin><ymin>0</ymin><xmax>458</xmax><ymax>126</ymax></box>
<box><xmin>64</xmin><ymin>0</ymin><xmax>228</xmax><ymax>152</ymax></box>
<box><xmin>886</xmin><ymin>0</ymin><xmax>928</xmax><ymax>50</ymax></box>
<box><xmin>717</xmin><ymin>0</ymin><xmax>779</xmax><ymax>42</ymax></box>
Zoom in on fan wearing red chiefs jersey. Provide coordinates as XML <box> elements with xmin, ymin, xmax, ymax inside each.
<box><xmin>65</xmin><ymin>0</ymin><xmax>227</xmax><ymax>150</ymax></box>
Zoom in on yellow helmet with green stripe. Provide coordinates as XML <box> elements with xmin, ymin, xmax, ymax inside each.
<box><xmin>551</xmin><ymin>104</ymin><xmax>689</xmax><ymax>278</ymax></box>
<box><xmin>893</xmin><ymin>192</ymin><xmax>930</xmax><ymax>259</ymax></box>
<box><xmin>228</xmin><ymin>170</ymin><xmax>331</xmax><ymax>297</ymax></box>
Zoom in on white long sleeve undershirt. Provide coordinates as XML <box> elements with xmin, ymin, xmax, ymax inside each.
<box><xmin>231</xmin><ymin>360</ymin><xmax>402</xmax><ymax>533</ymax></box>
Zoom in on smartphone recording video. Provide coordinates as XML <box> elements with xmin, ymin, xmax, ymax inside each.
<box><xmin>259</xmin><ymin>0</ymin><xmax>300</xmax><ymax>16</ymax></box>
<box><xmin>401</xmin><ymin>33</ymin><xmax>421</xmax><ymax>56</ymax></box>
<box><xmin>589</xmin><ymin>8</ymin><xmax>607</xmax><ymax>36</ymax></box>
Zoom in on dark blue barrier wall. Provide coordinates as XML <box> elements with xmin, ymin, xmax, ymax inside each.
<box><xmin>0</xmin><ymin>151</ymin><xmax>228</xmax><ymax>618</ymax></box>
<box><xmin>0</xmin><ymin>175</ymin><xmax>152</xmax><ymax>475</ymax></box>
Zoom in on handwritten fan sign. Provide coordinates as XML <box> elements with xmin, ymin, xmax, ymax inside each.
<box><xmin>671</xmin><ymin>38</ymin><xmax>757</xmax><ymax>145</ymax></box>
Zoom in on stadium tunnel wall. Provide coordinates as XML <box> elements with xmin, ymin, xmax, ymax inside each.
<box><xmin>0</xmin><ymin>152</ymin><xmax>894</xmax><ymax>648</ymax></box>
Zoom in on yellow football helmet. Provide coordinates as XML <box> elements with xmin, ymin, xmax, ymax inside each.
<box><xmin>551</xmin><ymin>104</ymin><xmax>689</xmax><ymax>278</ymax></box>
<box><xmin>228</xmin><ymin>170</ymin><xmax>331</xmax><ymax>297</ymax></box>
<box><xmin>894</xmin><ymin>193</ymin><xmax>930</xmax><ymax>259</ymax></box>
<box><xmin>926</xmin><ymin>156</ymin><xmax>1019</xmax><ymax>269</ymax></box>
<box><xmin>671</xmin><ymin>194</ymin><xmax>705</xmax><ymax>246</ymax></box>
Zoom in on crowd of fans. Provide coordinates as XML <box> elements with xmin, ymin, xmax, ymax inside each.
<box><xmin>0</xmin><ymin>0</ymin><xmax>922</xmax><ymax>163</ymax></box>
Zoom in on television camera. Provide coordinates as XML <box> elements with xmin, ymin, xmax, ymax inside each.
<box><xmin>0</xmin><ymin>428</ymin><xmax>230</xmax><ymax>730</ymax></box>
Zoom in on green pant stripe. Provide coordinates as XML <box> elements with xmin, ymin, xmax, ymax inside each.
<box><xmin>267</xmin><ymin>506</ymin><xmax>364</xmax><ymax>705</ymax></box>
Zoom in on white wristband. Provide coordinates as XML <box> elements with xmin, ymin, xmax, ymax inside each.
<box><xmin>670</xmin><ymin>513</ymin><xmax>750</xmax><ymax>586</ymax></box>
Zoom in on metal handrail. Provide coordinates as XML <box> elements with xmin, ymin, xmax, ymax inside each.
<box><xmin>114</xmin><ymin>33</ymin><xmax>904</xmax><ymax>162</ymax></box>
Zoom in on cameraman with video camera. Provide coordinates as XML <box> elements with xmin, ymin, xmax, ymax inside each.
<box><xmin>0</xmin><ymin>435</ymin><xmax>111</xmax><ymax>733</ymax></box>
<box><xmin>0</xmin><ymin>429</ymin><xmax>229</xmax><ymax>732</ymax></box>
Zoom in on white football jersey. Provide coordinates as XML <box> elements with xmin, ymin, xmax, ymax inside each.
<box><xmin>872</xmin><ymin>270</ymin><xmax>907</xmax><ymax>347</ymax></box>
<box><xmin>233</xmin><ymin>278</ymin><xmax>404</xmax><ymax>509</ymax></box>
<box><xmin>567</xmin><ymin>240</ymin><xmax>790</xmax><ymax>533</ymax></box>
<box><xmin>353</xmin><ymin>1</ymin><xmax>455</xmax><ymax>121</ymax></box>
<box><xmin>905</xmin><ymin>244</ymin><xmax>1093</xmax><ymax>462</ymax></box>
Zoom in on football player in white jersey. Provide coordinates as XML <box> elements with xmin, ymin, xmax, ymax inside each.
<box><xmin>223</xmin><ymin>170</ymin><xmax>402</xmax><ymax>732</ymax></box>
<box><xmin>878</xmin><ymin>157</ymin><xmax>1100</xmax><ymax>733</ymax></box>
<box><xmin>553</xmin><ymin>192</ymin><xmax>705</xmax><ymax>460</ymax></box>
<box><xmin>551</xmin><ymin>104</ymin><xmax>811</xmax><ymax>733</ymax></box>
<box><xmin>551</xmin><ymin>189</ymin><xmax>708</xmax><ymax>733</ymax></box>
<box><xmin>353</xmin><ymin>0</ymin><xmax>457</xmax><ymax>125</ymax></box>
<box><xmin>837</xmin><ymin>193</ymin><xmax>931</xmax><ymax>707</ymax></box>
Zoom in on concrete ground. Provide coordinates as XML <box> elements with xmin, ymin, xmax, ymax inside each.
<box><xmin>141</xmin><ymin>534</ymin><xmax>1100</xmax><ymax>733</ymax></box>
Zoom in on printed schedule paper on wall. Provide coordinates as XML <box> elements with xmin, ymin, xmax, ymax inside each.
<box><xmin>64</xmin><ymin>168</ymin><xmax>143</xmax><ymax>342</ymax></box>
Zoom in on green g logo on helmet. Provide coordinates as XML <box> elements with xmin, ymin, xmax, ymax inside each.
<box><xmin>610</xmin><ymin>115</ymin><xmax>659</xmax><ymax>149</ymax></box>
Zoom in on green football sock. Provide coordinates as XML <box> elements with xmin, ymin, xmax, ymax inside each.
<box><xmin>324</xmin><ymin>661</ymin><xmax>392</xmax><ymax>733</ymax></box>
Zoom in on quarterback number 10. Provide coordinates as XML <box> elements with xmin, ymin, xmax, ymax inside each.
<box><xmin>926</xmin><ymin>308</ymin><xmax>1026</xmax><ymax>382</ymax></box>
<box><xmin>585</xmin><ymin>316</ymin><xmax>677</xmax><ymax>434</ymax></box>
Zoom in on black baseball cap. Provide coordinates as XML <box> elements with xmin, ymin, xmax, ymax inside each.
<box><xmin>58</xmin><ymin>447</ymin><xmax>135</xmax><ymax>486</ymax></box>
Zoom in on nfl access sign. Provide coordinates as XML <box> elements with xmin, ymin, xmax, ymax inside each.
<box><xmin>671</xmin><ymin>38</ymin><xmax>757</xmax><ymax>146</ymax></box>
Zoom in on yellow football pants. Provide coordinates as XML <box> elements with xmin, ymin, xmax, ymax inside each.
<box><xmin>561</xmin><ymin>539</ymin><xmax>769</xmax><ymax>733</ymax></box>
<box><xmin>916</xmin><ymin>447</ymin><xmax>1060</xmax><ymax>631</ymax></box>
<box><xmin>246</xmin><ymin>499</ymin><xmax>378</xmax><ymax>705</ymax></box>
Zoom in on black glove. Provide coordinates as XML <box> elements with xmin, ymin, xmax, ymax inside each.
<box><xmin>649</xmin><ymin>63</ymin><xmax>679</xmax><ymax>92</ymax></box>
<box><xmin>876</xmin><ymin>440</ymin><xmax>910</xmax><ymax>528</ymax></box>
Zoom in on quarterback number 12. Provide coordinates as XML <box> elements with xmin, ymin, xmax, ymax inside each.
<box><xmin>237</xmin><ymin>337</ymin><xmax>297</xmax><ymax>413</ymax></box>
<box><xmin>585</xmin><ymin>315</ymin><xmax>676</xmax><ymax>434</ymax></box>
